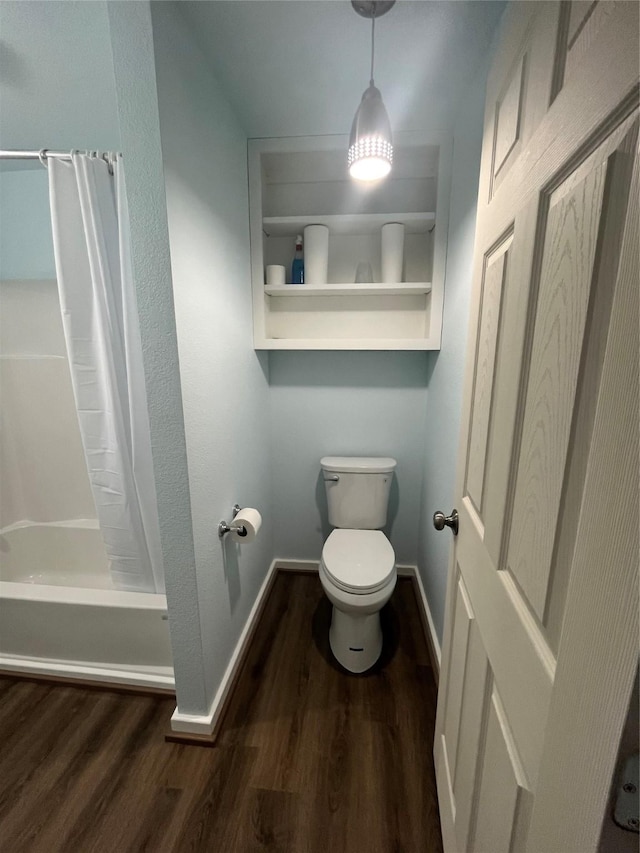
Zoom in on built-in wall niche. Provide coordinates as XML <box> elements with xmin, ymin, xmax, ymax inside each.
<box><xmin>248</xmin><ymin>133</ymin><xmax>452</xmax><ymax>350</ymax></box>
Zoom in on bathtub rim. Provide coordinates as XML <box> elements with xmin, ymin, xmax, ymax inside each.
<box><xmin>0</xmin><ymin>654</ymin><xmax>175</xmax><ymax>691</ymax></box>
<box><xmin>0</xmin><ymin>580</ymin><xmax>174</xmax><ymax>691</ymax></box>
<box><xmin>0</xmin><ymin>580</ymin><xmax>167</xmax><ymax>609</ymax></box>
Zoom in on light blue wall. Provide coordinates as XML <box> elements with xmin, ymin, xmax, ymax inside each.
<box><xmin>417</xmin><ymin>58</ymin><xmax>491</xmax><ymax>643</ymax></box>
<box><xmin>0</xmin><ymin>1</ymin><xmax>119</xmax><ymax>151</ymax></box>
<box><xmin>1</xmin><ymin>0</ymin><xmax>201</xmax><ymax>711</ymax></box>
<box><xmin>107</xmin><ymin>1</ymin><xmax>202</xmax><ymax>711</ymax></box>
<box><xmin>0</xmin><ymin>169</ymin><xmax>55</xmax><ymax>279</ymax></box>
<box><xmin>0</xmin><ymin>0</ymin><xmax>119</xmax><ymax>280</ymax></box>
<box><xmin>269</xmin><ymin>352</ymin><xmax>428</xmax><ymax>565</ymax></box>
<box><xmin>1</xmin><ymin>0</ymin><xmax>497</xmax><ymax>712</ymax></box>
<box><xmin>152</xmin><ymin>1</ymin><xmax>273</xmax><ymax>713</ymax></box>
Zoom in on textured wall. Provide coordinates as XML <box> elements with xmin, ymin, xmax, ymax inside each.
<box><xmin>269</xmin><ymin>351</ymin><xmax>428</xmax><ymax>564</ymax></box>
<box><xmin>152</xmin><ymin>2</ymin><xmax>273</xmax><ymax>710</ymax></box>
<box><xmin>107</xmin><ymin>2</ymin><xmax>205</xmax><ymax>711</ymax></box>
<box><xmin>416</xmin><ymin>59</ymin><xmax>491</xmax><ymax>643</ymax></box>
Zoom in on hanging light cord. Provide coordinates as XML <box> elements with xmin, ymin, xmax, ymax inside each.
<box><xmin>370</xmin><ymin>9</ymin><xmax>376</xmax><ymax>85</ymax></box>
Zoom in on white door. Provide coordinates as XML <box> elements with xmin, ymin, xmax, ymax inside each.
<box><xmin>434</xmin><ymin>3</ymin><xmax>639</xmax><ymax>852</ymax></box>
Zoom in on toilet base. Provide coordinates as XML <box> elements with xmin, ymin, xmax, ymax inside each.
<box><xmin>329</xmin><ymin>606</ymin><xmax>383</xmax><ymax>673</ymax></box>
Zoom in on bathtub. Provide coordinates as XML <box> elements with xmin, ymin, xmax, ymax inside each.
<box><xmin>0</xmin><ymin>522</ymin><xmax>174</xmax><ymax>690</ymax></box>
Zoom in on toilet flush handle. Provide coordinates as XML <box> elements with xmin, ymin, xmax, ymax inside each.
<box><xmin>324</xmin><ymin>475</ymin><xmax>340</xmax><ymax>482</ymax></box>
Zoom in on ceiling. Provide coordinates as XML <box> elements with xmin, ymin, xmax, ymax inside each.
<box><xmin>176</xmin><ymin>0</ymin><xmax>505</xmax><ymax>139</ymax></box>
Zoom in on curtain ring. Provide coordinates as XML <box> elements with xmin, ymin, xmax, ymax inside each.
<box><xmin>102</xmin><ymin>152</ymin><xmax>114</xmax><ymax>176</ymax></box>
<box><xmin>38</xmin><ymin>149</ymin><xmax>48</xmax><ymax>168</ymax></box>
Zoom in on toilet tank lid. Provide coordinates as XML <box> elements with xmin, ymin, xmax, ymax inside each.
<box><xmin>320</xmin><ymin>456</ymin><xmax>397</xmax><ymax>474</ymax></box>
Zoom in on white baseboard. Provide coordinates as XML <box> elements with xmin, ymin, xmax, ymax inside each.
<box><xmin>273</xmin><ymin>559</ymin><xmax>319</xmax><ymax>573</ymax></box>
<box><xmin>170</xmin><ymin>558</ymin><xmax>279</xmax><ymax>736</ymax></box>
<box><xmin>0</xmin><ymin>654</ymin><xmax>175</xmax><ymax>691</ymax></box>
<box><xmin>269</xmin><ymin>560</ymin><xmax>442</xmax><ymax>676</ymax></box>
<box><xmin>387</xmin><ymin>564</ymin><xmax>441</xmax><ymax>676</ymax></box>
<box><xmin>170</xmin><ymin>557</ymin><xmax>442</xmax><ymax>736</ymax></box>
<box><xmin>395</xmin><ymin>563</ymin><xmax>418</xmax><ymax>577</ymax></box>
<box><xmin>409</xmin><ymin>565</ymin><xmax>442</xmax><ymax>674</ymax></box>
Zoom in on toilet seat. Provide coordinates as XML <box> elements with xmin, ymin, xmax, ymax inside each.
<box><xmin>321</xmin><ymin>529</ymin><xmax>395</xmax><ymax>594</ymax></box>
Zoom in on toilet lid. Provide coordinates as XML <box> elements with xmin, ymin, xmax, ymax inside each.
<box><xmin>322</xmin><ymin>529</ymin><xmax>395</xmax><ymax>593</ymax></box>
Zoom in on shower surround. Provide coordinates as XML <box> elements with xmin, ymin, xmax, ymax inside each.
<box><xmin>0</xmin><ymin>277</ymin><xmax>172</xmax><ymax>689</ymax></box>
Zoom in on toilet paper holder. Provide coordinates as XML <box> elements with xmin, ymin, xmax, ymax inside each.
<box><xmin>218</xmin><ymin>504</ymin><xmax>248</xmax><ymax>539</ymax></box>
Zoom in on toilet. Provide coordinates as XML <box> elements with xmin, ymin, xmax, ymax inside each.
<box><xmin>319</xmin><ymin>456</ymin><xmax>397</xmax><ymax>673</ymax></box>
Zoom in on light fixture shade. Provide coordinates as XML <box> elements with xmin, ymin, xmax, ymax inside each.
<box><xmin>348</xmin><ymin>84</ymin><xmax>393</xmax><ymax>181</ymax></box>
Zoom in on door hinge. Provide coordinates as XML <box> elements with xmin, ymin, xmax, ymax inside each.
<box><xmin>614</xmin><ymin>753</ymin><xmax>639</xmax><ymax>832</ymax></box>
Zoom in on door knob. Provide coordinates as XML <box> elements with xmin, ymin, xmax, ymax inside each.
<box><xmin>433</xmin><ymin>509</ymin><xmax>459</xmax><ymax>536</ymax></box>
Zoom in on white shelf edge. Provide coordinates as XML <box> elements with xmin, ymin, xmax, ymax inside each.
<box><xmin>262</xmin><ymin>211</ymin><xmax>436</xmax><ymax>237</ymax></box>
<box><xmin>264</xmin><ymin>282</ymin><xmax>432</xmax><ymax>297</ymax></box>
<box><xmin>254</xmin><ymin>338</ymin><xmax>439</xmax><ymax>351</ymax></box>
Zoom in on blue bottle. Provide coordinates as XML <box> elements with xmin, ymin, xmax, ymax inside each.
<box><xmin>291</xmin><ymin>234</ymin><xmax>304</xmax><ymax>284</ymax></box>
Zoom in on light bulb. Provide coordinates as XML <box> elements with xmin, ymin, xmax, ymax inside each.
<box><xmin>349</xmin><ymin>156</ymin><xmax>392</xmax><ymax>181</ymax></box>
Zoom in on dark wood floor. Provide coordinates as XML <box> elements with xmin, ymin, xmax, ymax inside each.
<box><xmin>0</xmin><ymin>573</ymin><xmax>443</xmax><ymax>852</ymax></box>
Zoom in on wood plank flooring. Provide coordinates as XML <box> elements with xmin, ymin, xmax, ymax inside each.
<box><xmin>0</xmin><ymin>573</ymin><xmax>443</xmax><ymax>852</ymax></box>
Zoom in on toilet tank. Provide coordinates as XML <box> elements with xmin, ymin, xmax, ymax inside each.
<box><xmin>321</xmin><ymin>456</ymin><xmax>396</xmax><ymax>529</ymax></box>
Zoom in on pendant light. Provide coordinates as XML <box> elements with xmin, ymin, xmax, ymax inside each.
<box><xmin>348</xmin><ymin>0</ymin><xmax>395</xmax><ymax>182</ymax></box>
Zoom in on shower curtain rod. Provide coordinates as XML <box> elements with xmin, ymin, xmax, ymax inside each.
<box><xmin>0</xmin><ymin>149</ymin><xmax>72</xmax><ymax>161</ymax></box>
<box><xmin>0</xmin><ymin>149</ymin><xmax>119</xmax><ymax>165</ymax></box>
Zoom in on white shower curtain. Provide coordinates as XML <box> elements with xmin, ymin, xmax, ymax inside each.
<box><xmin>48</xmin><ymin>153</ymin><xmax>165</xmax><ymax>593</ymax></box>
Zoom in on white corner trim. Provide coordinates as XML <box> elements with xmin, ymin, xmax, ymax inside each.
<box><xmin>411</xmin><ymin>566</ymin><xmax>442</xmax><ymax>671</ymax></box>
<box><xmin>0</xmin><ymin>655</ymin><xmax>175</xmax><ymax>691</ymax></box>
<box><xmin>169</xmin><ymin>708</ymin><xmax>216</xmax><ymax>735</ymax></box>
<box><xmin>170</xmin><ymin>558</ymin><xmax>279</xmax><ymax>735</ymax></box>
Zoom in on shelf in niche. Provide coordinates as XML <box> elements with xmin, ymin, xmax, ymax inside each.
<box><xmin>264</xmin><ymin>282</ymin><xmax>432</xmax><ymax>297</ymax></box>
<box><xmin>262</xmin><ymin>212</ymin><xmax>436</xmax><ymax>237</ymax></box>
<box><xmin>256</xmin><ymin>337</ymin><xmax>435</xmax><ymax>351</ymax></box>
<box><xmin>249</xmin><ymin>134</ymin><xmax>450</xmax><ymax>352</ymax></box>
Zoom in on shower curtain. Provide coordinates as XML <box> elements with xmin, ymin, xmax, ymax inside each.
<box><xmin>47</xmin><ymin>153</ymin><xmax>164</xmax><ymax>594</ymax></box>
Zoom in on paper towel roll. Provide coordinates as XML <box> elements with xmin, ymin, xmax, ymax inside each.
<box><xmin>304</xmin><ymin>224</ymin><xmax>329</xmax><ymax>284</ymax></box>
<box><xmin>232</xmin><ymin>507</ymin><xmax>262</xmax><ymax>543</ymax></box>
<box><xmin>381</xmin><ymin>222</ymin><xmax>405</xmax><ymax>283</ymax></box>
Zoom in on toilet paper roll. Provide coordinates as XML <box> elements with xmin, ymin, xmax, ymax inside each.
<box><xmin>232</xmin><ymin>507</ymin><xmax>262</xmax><ymax>543</ymax></box>
<box><xmin>266</xmin><ymin>264</ymin><xmax>286</xmax><ymax>286</ymax></box>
